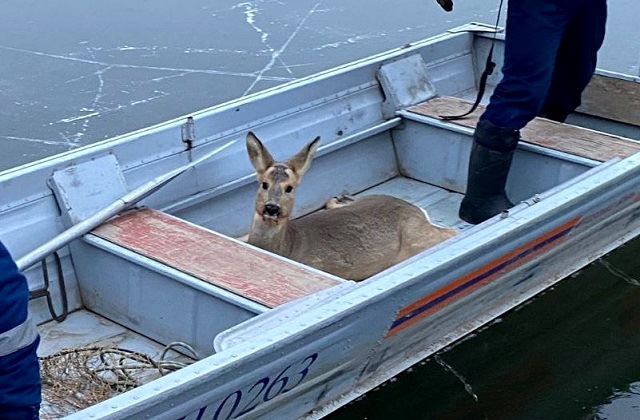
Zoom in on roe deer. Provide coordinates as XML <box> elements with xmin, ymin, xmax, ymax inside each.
<box><xmin>245</xmin><ymin>132</ymin><xmax>457</xmax><ymax>281</ymax></box>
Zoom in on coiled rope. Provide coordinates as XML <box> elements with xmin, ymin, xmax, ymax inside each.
<box><xmin>40</xmin><ymin>341</ymin><xmax>199</xmax><ymax>418</ymax></box>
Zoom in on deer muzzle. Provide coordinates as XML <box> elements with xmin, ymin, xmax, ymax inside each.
<box><xmin>263</xmin><ymin>203</ymin><xmax>281</xmax><ymax>219</ymax></box>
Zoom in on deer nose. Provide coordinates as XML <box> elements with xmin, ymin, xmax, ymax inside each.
<box><xmin>264</xmin><ymin>204</ymin><xmax>281</xmax><ymax>217</ymax></box>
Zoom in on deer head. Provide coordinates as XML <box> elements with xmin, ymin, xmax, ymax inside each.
<box><xmin>246</xmin><ymin>132</ymin><xmax>321</xmax><ymax>227</ymax></box>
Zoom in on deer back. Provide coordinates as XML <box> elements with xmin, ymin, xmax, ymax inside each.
<box><xmin>285</xmin><ymin>195</ymin><xmax>456</xmax><ymax>280</ymax></box>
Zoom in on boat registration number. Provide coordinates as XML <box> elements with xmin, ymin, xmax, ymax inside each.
<box><xmin>180</xmin><ymin>352</ymin><xmax>319</xmax><ymax>420</ymax></box>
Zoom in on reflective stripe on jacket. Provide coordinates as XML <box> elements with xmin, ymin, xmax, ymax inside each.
<box><xmin>0</xmin><ymin>315</ymin><xmax>38</xmax><ymax>358</ymax></box>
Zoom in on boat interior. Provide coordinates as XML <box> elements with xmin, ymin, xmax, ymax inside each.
<box><xmin>32</xmin><ymin>29</ymin><xmax>640</xmax><ymax>416</ymax></box>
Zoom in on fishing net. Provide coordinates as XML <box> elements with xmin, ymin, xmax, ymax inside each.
<box><xmin>39</xmin><ymin>342</ymin><xmax>198</xmax><ymax>419</ymax></box>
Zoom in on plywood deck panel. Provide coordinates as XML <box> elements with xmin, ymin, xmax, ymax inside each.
<box><xmin>579</xmin><ymin>74</ymin><xmax>640</xmax><ymax>126</ymax></box>
<box><xmin>91</xmin><ymin>208</ymin><xmax>340</xmax><ymax>308</ymax></box>
<box><xmin>408</xmin><ymin>96</ymin><xmax>640</xmax><ymax>162</ymax></box>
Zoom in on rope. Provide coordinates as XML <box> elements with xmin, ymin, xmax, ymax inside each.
<box><xmin>40</xmin><ymin>341</ymin><xmax>199</xmax><ymax>418</ymax></box>
<box><xmin>439</xmin><ymin>0</ymin><xmax>506</xmax><ymax>121</ymax></box>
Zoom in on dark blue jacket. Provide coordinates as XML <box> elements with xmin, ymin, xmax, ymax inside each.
<box><xmin>0</xmin><ymin>240</ymin><xmax>41</xmax><ymax>411</ymax></box>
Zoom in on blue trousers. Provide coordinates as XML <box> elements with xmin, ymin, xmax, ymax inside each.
<box><xmin>481</xmin><ymin>0</ymin><xmax>607</xmax><ymax>131</ymax></box>
<box><xmin>0</xmin><ymin>403</ymin><xmax>40</xmax><ymax>420</ymax></box>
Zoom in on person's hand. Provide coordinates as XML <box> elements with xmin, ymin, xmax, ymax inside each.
<box><xmin>436</xmin><ymin>0</ymin><xmax>453</xmax><ymax>11</ymax></box>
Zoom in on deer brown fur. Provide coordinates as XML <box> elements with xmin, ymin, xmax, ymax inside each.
<box><xmin>246</xmin><ymin>132</ymin><xmax>457</xmax><ymax>281</ymax></box>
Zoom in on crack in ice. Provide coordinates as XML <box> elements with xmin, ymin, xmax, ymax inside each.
<box><xmin>434</xmin><ymin>354</ymin><xmax>479</xmax><ymax>403</ymax></box>
<box><xmin>242</xmin><ymin>2</ymin><xmax>321</xmax><ymax>95</ymax></box>
<box><xmin>72</xmin><ymin>43</ymin><xmax>112</xmax><ymax>137</ymax></box>
<box><xmin>56</xmin><ymin>91</ymin><xmax>169</xmax><ymax>125</ymax></box>
<box><xmin>598</xmin><ymin>258</ymin><xmax>640</xmax><ymax>287</ymax></box>
<box><xmin>234</xmin><ymin>1</ymin><xmax>296</xmax><ymax>77</ymax></box>
<box><xmin>0</xmin><ymin>44</ymin><xmax>293</xmax><ymax>82</ymax></box>
<box><xmin>235</xmin><ymin>2</ymin><xmax>270</xmax><ymax>45</ymax></box>
<box><xmin>0</xmin><ymin>135</ymin><xmax>79</xmax><ymax>148</ymax></box>
<box><xmin>0</xmin><ymin>43</ymin><xmax>293</xmax><ymax>132</ymax></box>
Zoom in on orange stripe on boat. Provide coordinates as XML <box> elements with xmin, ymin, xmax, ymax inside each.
<box><xmin>386</xmin><ymin>217</ymin><xmax>580</xmax><ymax>338</ymax></box>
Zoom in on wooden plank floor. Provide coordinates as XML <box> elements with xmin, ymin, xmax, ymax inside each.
<box><xmin>91</xmin><ymin>208</ymin><xmax>341</xmax><ymax>308</ymax></box>
<box><xmin>579</xmin><ymin>74</ymin><xmax>640</xmax><ymax>127</ymax></box>
<box><xmin>408</xmin><ymin>96</ymin><xmax>640</xmax><ymax>162</ymax></box>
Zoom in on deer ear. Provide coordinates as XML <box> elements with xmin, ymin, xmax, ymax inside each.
<box><xmin>246</xmin><ymin>132</ymin><xmax>275</xmax><ymax>174</ymax></box>
<box><xmin>287</xmin><ymin>136</ymin><xmax>320</xmax><ymax>178</ymax></box>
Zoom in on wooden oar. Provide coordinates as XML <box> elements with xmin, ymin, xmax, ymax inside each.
<box><xmin>17</xmin><ymin>140</ymin><xmax>236</xmax><ymax>271</ymax></box>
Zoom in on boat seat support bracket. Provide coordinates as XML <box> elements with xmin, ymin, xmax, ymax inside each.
<box><xmin>49</xmin><ymin>154</ymin><xmax>129</xmax><ymax>228</ymax></box>
<box><xmin>182</xmin><ymin>116</ymin><xmax>195</xmax><ymax>150</ymax></box>
<box><xmin>28</xmin><ymin>251</ymin><xmax>69</xmax><ymax>322</ymax></box>
<box><xmin>377</xmin><ymin>53</ymin><xmax>437</xmax><ymax>119</ymax></box>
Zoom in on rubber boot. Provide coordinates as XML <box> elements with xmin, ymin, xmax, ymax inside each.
<box><xmin>459</xmin><ymin>120</ymin><xmax>520</xmax><ymax>224</ymax></box>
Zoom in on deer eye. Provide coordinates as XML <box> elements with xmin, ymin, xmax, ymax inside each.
<box><xmin>261</xmin><ymin>182</ymin><xmax>269</xmax><ymax>190</ymax></box>
<box><xmin>285</xmin><ymin>186</ymin><xmax>293</xmax><ymax>193</ymax></box>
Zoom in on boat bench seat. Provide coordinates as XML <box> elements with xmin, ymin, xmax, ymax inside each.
<box><xmin>408</xmin><ymin>96</ymin><xmax>640</xmax><ymax>162</ymax></box>
<box><xmin>90</xmin><ymin>208</ymin><xmax>341</xmax><ymax>309</ymax></box>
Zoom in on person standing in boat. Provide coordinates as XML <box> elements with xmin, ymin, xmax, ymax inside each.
<box><xmin>437</xmin><ymin>0</ymin><xmax>608</xmax><ymax>224</ymax></box>
<box><xmin>0</xmin><ymin>240</ymin><xmax>41</xmax><ymax>419</ymax></box>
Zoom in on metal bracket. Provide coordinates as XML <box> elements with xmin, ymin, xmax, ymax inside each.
<box><xmin>377</xmin><ymin>53</ymin><xmax>437</xmax><ymax>119</ymax></box>
<box><xmin>49</xmin><ymin>154</ymin><xmax>128</xmax><ymax>227</ymax></box>
<box><xmin>28</xmin><ymin>251</ymin><xmax>68</xmax><ymax>322</ymax></box>
<box><xmin>182</xmin><ymin>116</ymin><xmax>195</xmax><ymax>150</ymax></box>
<box><xmin>447</xmin><ymin>22</ymin><xmax>504</xmax><ymax>34</ymax></box>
